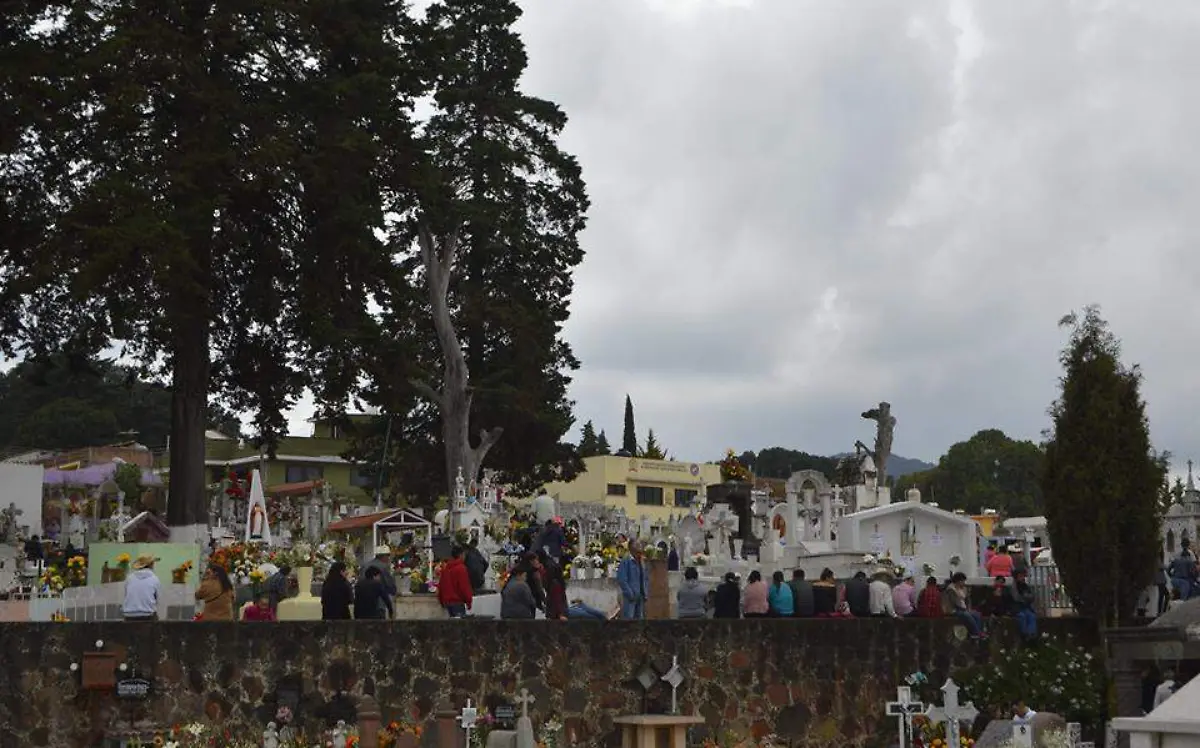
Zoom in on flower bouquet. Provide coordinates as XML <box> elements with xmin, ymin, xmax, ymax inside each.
<box><xmin>172</xmin><ymin>560</ymin><xmax>193</xmax><ymax>584</ymax></box>
<box><xmin>65</xmin><ymin>555</ymin><xmax>87</xmax><ymax>587</ymax></box>
<box><xmin>690</xmin><ymin>552</ymin><xmax>710</xmax><ymax>567</ymax></box>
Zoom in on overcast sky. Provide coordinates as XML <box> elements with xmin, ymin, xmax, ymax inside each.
<box><xmin>299</xmin><ymin>1</ymin><xmax>1200</xmax><ymax>468</ymax></box>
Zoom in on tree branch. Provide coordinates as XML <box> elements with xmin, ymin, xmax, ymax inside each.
<box><xmin>409</xmin><ymin>379</ymin><xmax>444</xmax><ymax>409</ymax></box>
<box><xmin>472</xmin><ymin>426</ymin><xmax>504</xmax><ymax>467</ymax></box>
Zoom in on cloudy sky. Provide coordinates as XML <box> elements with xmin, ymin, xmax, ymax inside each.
<box><xmin>290</xmin><ymin>0</ymin><xmax>1200</xmax><ymax>469</ymax></box>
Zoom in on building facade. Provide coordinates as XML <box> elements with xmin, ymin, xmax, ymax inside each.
<box><xmin>541</xmin><ymin>455</ymin><xmax>722</xmax><ymax>522</ymax></box>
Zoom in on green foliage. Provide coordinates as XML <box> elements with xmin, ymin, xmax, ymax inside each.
<box><xmin>642</xmin><ymin>429</ymin><xmax>666</xmax><ymax>460</ymax></box>
<box><xmin>596</xmin><ymin>430</ymin><xmax>611</xmax><ymax>455</ymax></box>
<box><xmin>114</xmin><ymin>462</ymin><xmax>143</xmax><ymax>502</ymax></box>
<box><xmin>1</xmin><ymin>1</ymin><xmax>416</xmax><ymax>525</ymax></box>
<box><xmin>894</xmin><ymin>430</ymin><xmax>1045</xmax><ymax>516</ymax></box>
<box><xmin>1042</xmin><ymin>307</ymin><xmax>1165</xmax><ymax>625</ymax></box>
<box><xmin>0</xmin><ymin>355</ymin><xmax>238</xmax><ymax>450</ymax></box>
<box><xmin>578</xmin><ymin>421</ymin><xmax>602</xmax><ymax>458</ymax></box>
<box><xmin>745</xmin><ymin>448</ymin><xmax>840</xmax><ymax>480</ymax></box>
<box><xmin>622</xmin><ymin>395</ymin><xmax>638</xmax><ymax>456</ymax></box>
<box><xmin>351</xmin><ymin>0</ymin><xmax>588</xmax><ymax>501</ymax></box>
<box><xmin>958</xmin><ymin>642</ymin><xmax>1105</xmax><ymax>725</ymax></box>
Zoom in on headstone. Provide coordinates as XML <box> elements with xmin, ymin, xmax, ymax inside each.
<box><xmin>263</xmin><ymin>722</ymin><xmax>279</xmax><ymax>748</ymax></box>
<box><xmin>1012</xmin><ymin>722</ymin><xmax>1033</xmax><ymax>748</ymax></box>
<box><xmin>460</xmin><ymin>699</ymin><xmax>478</xmax><ymax>745</ymax></box>
<box><xmin>515</xmin><ymin>689</ymin><xmax>536</xmax><ymax>748</ymax></box>
<box><xmin>486</xmin><ymin>732</ymin><xmax>517</xmax><ymax>748</ymax></box>
<box><xmin>926</xmin><ymin>679</ymin><xmax>978</xmax><ymax>748</ymax></box>
<box><xmin>885</xmin><ymin>686</ymin><xmax>927</xmax><ymax>748</ymax></box>
<box><xmin>974</xmin><ymin>720</ymin><xmax>1013</xmax><ymax>748</ymax></box>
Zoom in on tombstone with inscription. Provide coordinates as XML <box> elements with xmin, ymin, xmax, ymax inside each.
<box><xmin>487</xmin><ymin>704</ymin><xmax>518</xmax><ymax>748</ymax></box>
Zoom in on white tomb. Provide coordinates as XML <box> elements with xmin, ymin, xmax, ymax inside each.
<box><xmin>1114</xmin><ymin>674</ymin><xmax>1200</xmax><ymax>748</ymax></box>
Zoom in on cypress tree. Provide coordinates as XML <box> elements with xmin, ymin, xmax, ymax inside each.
<box><xmin>1042</xmin><ymin>307</ymin><xmax>1165</xmax><ymax>625</ymax></box>
<box><xmin>578</xmin><ymin>420</ymin><xmax>600</xmax><ymax>457</ymax></box>
<box><xmin>622</xmin><ymin>395</ymin><xmax>638</xmax><ymax>456</ymax></box>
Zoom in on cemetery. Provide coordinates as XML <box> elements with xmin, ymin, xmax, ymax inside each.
<box><xmin>0</xmin><ymin>410</ymin><xmax>1167</xmax><ymax>746</ymax></box>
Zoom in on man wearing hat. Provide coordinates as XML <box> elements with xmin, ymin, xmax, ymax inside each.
<box><xmin>122</xmin><ymin>555</ymin><xmax>161</xmax><ymax>621</ymax></box>
<box><xmin>363</xmin><ymin>544</ymin><xmax>397</xmax><ymax>617</ymax></box>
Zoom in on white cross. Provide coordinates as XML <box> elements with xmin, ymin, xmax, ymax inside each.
<box><xmin>516</xmin><ymin>688</ymin><xmax>536</xmax><ymax>718</ymax></box>
<box><xmin>926</xmin><ymin>679</ymin><xmax>977</xmax><ymax>748</ymax></box>
<box><xmin>459</xmin><ymin>699</ymin><xmax>478</xmax><ymax>743</ymax></box>
<box><xmin>885</xmin><ymin>686</ymin><xmax>927</xmax><ymax>748</ymax></box>
<box><xmin>1067</xmin><ymin>722</ymin><xmax>1082</xmax><ymax>748</ymax></box>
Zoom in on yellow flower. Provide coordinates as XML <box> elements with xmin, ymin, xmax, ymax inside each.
<box><xmin>115</xmin><ymin>553</ymin><xmax>131</xmax><ymax>565</ymax></box>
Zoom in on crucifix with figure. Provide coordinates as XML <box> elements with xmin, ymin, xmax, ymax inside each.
<box><xmin>885</xmin><ymin>686</ymin><xmax>927</xmax><ymax>748</ymax></box>
<box><xmin>926</xmin><ymin>679</ymin><xmax>978</xmax><ymax>748</ymax></box>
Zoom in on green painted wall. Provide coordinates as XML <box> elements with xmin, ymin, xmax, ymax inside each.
<box><xmin>86</xmin><ymin>542</ymin><xmax>202</xmax><ymax>586</ymax></box>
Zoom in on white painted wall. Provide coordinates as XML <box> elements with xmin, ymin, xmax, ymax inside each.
<box><xmin>841</xmin><ymin>504</ymin><xmax>980</xmax><ymax>578</ymax></box>
<box><xmin>0</xmin><ymin>462</ymin><xmax>44</xmax><ymax>537</ymax></box>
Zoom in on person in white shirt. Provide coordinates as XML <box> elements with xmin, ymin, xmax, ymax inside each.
<box><xmin>869</xmin><ymin>572</ymin><xmax>898</xmax><ymax>618</ymax></box>
<box><xmin>1154</xmin><ymin>672</ymin><xmax>1177</xmax><ymax>710</ymax></box>
<box><xmin>1012</xmin><ymin>699</ymin><xmax>1038</xmax><ymax>723</ymax></box>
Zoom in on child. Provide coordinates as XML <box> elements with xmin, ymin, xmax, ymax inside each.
<box><xmin>242</xmin><ymin>592</ymin><xmax>276</xmax><ymax>621</ymax></box>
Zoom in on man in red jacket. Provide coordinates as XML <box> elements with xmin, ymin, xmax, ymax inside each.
<box><xmin>437</xmin><ymin>546</ymin><xmax>474</xmax><ymax>618</ymax></box>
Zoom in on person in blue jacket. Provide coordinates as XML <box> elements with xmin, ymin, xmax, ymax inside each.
<box><xmin>616</xmin><ymin>541</ymin><xmax>649</xmax><ymax>619</ymax></box>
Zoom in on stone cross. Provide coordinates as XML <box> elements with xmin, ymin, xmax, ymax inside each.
<box><xmin>661</xmin><ymin>656</ymin><xmax>683</xmax><ymax>715</ymax></box>
<box><xmin>515</xmin><ymin>689</ymin><xmax>536</xmax><ymax>748</ymax></box>
<box><xmin>703</xmin><ymin>504</ymin><xmax>737</xmax><ymax>559</ymax></box>
<box><xmin>263</xmin><ymin>722</ymin><xmax>279</xmax><ymax>748</ymax></box>
<box><xmin>926</xmin><ymin>679</ymin><xmax>977</xmax><ymax>748</ymax></box>
<box><xmin>460</xmin><ymin>699</ymin><xmax>478</xmax><ymax>744</ymax></box>
<box><xmin>885</xmin><ymin>686</ymin><xmax>927</xmax><ymax>748</ymax></box>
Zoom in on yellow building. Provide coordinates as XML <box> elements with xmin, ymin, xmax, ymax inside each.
<box><xmin>542</xmin><ymin>455</ymin><xmax>722</xmax><ymax>522</ymax></box>
<box><xmin>971</xmin><ymin>513</ymin><xmax>1000</xmax><ymax>538</ymax></box>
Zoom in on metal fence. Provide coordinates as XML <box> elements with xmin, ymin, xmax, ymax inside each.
<box><xmin>1027</xmin><ymin>562</ymin><xmax>1076</xmax><ymax>615</ymax></box>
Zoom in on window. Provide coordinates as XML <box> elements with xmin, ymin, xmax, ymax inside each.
<box><xmin>674</xmin><ymin>489</ymin><xmax>698</xmax><ymax>507</ymax></box>
<box><xmin>636</xmin><ymin>486</ymin><xmax>664</xmax><ymax>506</ymax></box>
<box><xmin>285</xmin><ymin>464</ymin><xmax>324</xmax><ymax>483</ymax></box>
<box><xmin>350</xmin><ymin>467</ymin><xmax>375</xmax><ymax>488</ymax></box>
<box><xmin>606</xmin><ymin>483</ymin><xmax>627</xmax><ymax>496</ymax></box>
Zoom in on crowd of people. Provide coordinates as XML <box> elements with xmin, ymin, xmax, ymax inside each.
<box><xmin>112</xmin><ymin>520</ymin><xmax>1037</xmax><ymax>635</ymax></box>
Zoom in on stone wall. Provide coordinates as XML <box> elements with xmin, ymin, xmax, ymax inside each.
<box><xmin>0</xmin><ymin>618</ymin><xmax>1099</xmax><ymax>748</ymax></box>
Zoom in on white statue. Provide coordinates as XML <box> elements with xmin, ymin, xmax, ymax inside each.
<box><xmin>682</xmin><ymin>535</ymin><xmax>694</xmax><ymax>564</ymax></box>
<box><xmin>263</xmin><ymin>722</ymin><xmax>279</xmax><ymax>748</ymax></box>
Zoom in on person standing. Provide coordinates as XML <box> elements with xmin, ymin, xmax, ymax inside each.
<box><xmin>437</xmin><ymin>546</ymin><xmax>474</xmax><ymax>618</ymax></box>
<box><xmin>122</xmin><ymin>555</ymin><xmax>161</xmax><ymax>621</ymax></box>
<box><xmin>320</xmin><ymin>561</ymin><xmax>353</xmax><ymax>620</ymax></box>
<box><xmin>464</xmin><ymin>539</ymin><xmax>488</xmax><ymax>592</ymax></box>
<box><xmin>363</xmin><ymin>545</ymin><xmax>397</xmax><ymax>605</ymax></box>
<box><xmin>616</xmin><ymin>542</ymin><xmax>648</xmax><ymax>620</ymax></box>
<box><xmin>501</xmin><ymin>568</ymin><xmax>538</xmax><ymax>619</ymax></box>
<box><xmin>354</xmin><ymin>566</ymin><xmax>393</xmax><ymax>620</ymax></box>
<box><xmin>986</xmin><ymin>545</ymin><xmax>1015</xmax><ymax>579</ymax></box>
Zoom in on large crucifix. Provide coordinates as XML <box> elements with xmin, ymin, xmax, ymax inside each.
<box><xmin>885</xmin><ymin>686</ymin><xmax>927</xmax><ymax>748</ymax></box>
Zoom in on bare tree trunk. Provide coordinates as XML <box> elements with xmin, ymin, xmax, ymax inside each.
<box><xmin>413</xmin><ymin>225</ymin><xmax>503</xmax><ymax>505</ymax></box>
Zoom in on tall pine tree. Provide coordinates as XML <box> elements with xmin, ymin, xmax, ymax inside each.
<box><xmin>597</xmin><ymin>430</ymin><xmax>611</xmax><ymax>455</ymax></box>
<box><xmin>1042</xmin><ymin>307</ymin><xmax>1165</xmax><ymax>625</ymax></box>
<box><xmin>622</xmin><ymin>395</ymin><xmax>638</xmax><ymax>456</ymax></box>
<box><xmin>643</xmin><ymin>429</ymin><xmax>666</xmax><ymax>460</ymax></box>
<box><xmin>0</xmin><ymin>1</ymin><xmax>415</xmax><ymax>531</ymax></box>
<box><xmin>371</xmin><ymin>0</ymin><xmax>588</xmax><ymax>499</ymax></box>
<box><xmin>578</xmin><ymin>420</ymin><xmax>600</xmax><ymax>457</ymax></box>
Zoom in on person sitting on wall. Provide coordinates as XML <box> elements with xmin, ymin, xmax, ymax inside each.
<box><xmin>916</xmin><ymin>576</ymin><xmax>944</xmax><ymax>618</ymax></box>
<box><xmin>713</xmin><ymin>572</ymin><xmax>741</xmax><ymax>618</ymax></box>
<box><xmin>1008</xmin><ymin>568</ymin><xmax>1039</xmax><ymax>641</ymax></box>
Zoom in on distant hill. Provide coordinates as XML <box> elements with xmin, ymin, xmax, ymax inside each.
<box><xmin>833</xmin><ymin>453</ymin><xmax>935</xmax><ymax>479</ymax></box>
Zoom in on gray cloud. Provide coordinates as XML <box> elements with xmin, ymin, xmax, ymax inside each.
<box><xmin>281</xmin><ymin>1</ymin><xmax>1199</xmax><ymax>476</ymax></box>
<box><xmin>493</xmin><ymin>0</ymin><xmax>1200</xmax><ymax>468</ymax></box>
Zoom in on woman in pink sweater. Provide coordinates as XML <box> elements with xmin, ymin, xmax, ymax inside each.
<box><xmin>742</xmin><ymin>570</ymin><xmax>770</xmax><ymax>618</ymax></box>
